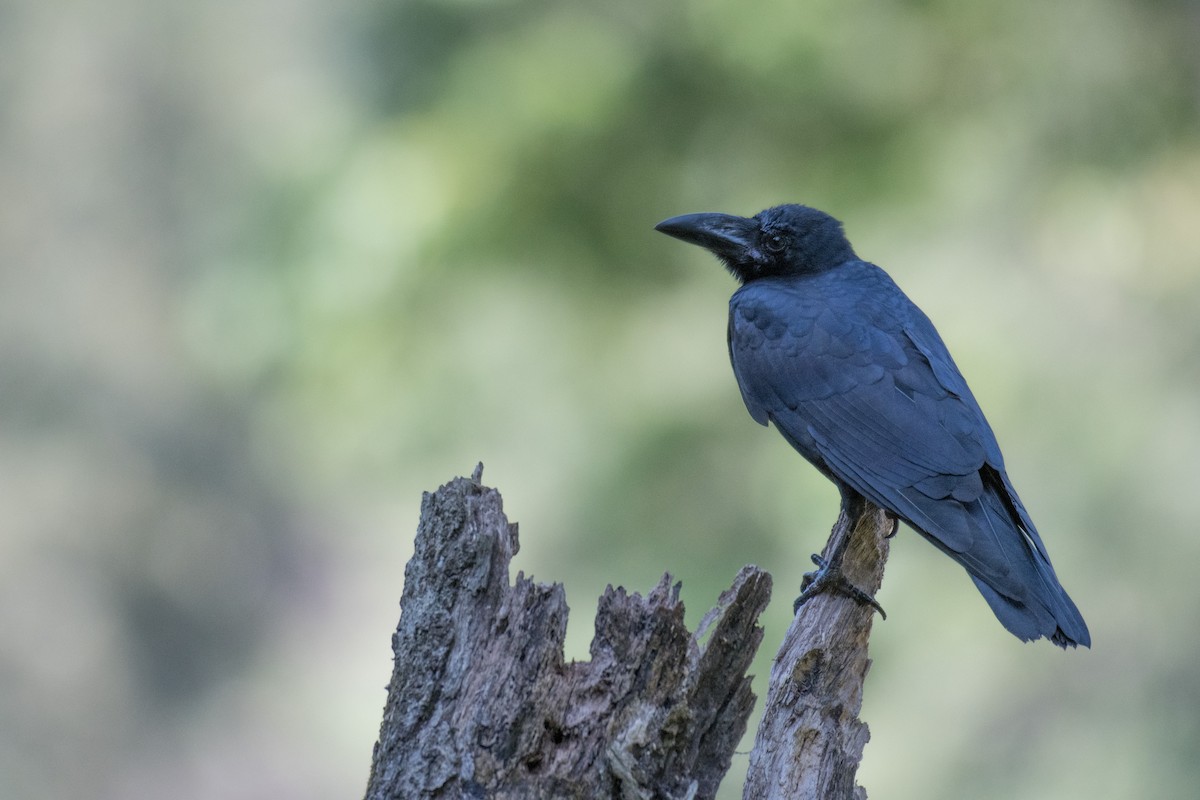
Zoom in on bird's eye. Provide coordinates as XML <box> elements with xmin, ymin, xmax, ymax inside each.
<box><xmin>763</xmin><ymin>233</ymin><xmax>786</xmax><ymax>254</ymax></box>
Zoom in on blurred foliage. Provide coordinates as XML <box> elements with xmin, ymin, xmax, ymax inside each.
<box><xmin>2</xmin><ymin>0</ymin><xmax>1200</xmax><ymax>798</ymax></box>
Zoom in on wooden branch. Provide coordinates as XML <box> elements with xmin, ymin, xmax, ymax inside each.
<box><xmin>363</xmin><ymin>466</ymin><xmax>772</xmax><ymax>800</ymax></box>
<box><xmin>742</xmin><ymin>503</ymin><xmax>892</xmax><ymax>800</ymax></box>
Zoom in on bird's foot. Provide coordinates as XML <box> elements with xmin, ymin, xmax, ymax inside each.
<box><xmin>793</xmin><ymin>554</ymin><xmax>887</xmax><ymax>619</ymax></box>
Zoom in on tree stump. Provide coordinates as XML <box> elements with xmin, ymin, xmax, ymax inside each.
<box><xmin>742</xmin><ymin>505</ymin><xmax>891</xmax><ymax>800</ymax></box>
<box><xmin>363</xmin><ymin>466</ymin><xmax>772</xmax><ymax>799</ymax></box>
<box><xmin>363</xmin><ymin>467</ymin><xmax>890</xmax><ymax>799</ymax></box>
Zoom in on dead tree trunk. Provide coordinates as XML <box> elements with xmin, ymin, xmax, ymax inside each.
<box><xmin>363</xmin><ymin>467</ymin><xmax>889</xmax><ymax>799</ymax></box>
<box><xmin>742</xmin><ymin>505</ymin><xmax>891</xmax><ymax>800</ymax></box>
<box><xmin>363</xmin><ymin>466</ymin><xmax>772</xmax><ymax>799</ymax></box>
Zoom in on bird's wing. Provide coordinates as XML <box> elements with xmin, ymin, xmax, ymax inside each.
<box><xmin>728</xmin><ymin>279</ymin><xmax>1030</xmax><ymax>593</ymax></box>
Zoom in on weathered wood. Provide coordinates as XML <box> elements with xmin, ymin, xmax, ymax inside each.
<box><xmin>364</xmin><ymin>466</ymin><xmax>773</xmax><ymax>800</ymax></box>
<box><xmin>742</xmin><ymin>503</ymin><xmax>892</xmax><ymax>800</ymax></box>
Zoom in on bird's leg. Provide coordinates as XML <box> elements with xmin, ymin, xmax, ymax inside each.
<box><xmin>794</xmin><ymin>494</ymin><xmax>887</xmax><ymax>618</ymax></box>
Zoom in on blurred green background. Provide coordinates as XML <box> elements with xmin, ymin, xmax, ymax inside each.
<box><xmin>4</xmin><ymin>1</ymin><xmax>1200</xmax><ymax>798</ymax></box>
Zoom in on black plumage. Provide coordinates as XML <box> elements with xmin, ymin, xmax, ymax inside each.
<box><xmin>655</xmin><ymin>204</ymin><xmax>1090</xmax><ymax>648</ymax></box>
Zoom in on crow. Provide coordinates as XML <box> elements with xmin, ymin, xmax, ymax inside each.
<box><xmin>655</xmin><ymin>204</ymin><xmax>1090</xmax><ymax>648</ymax></box>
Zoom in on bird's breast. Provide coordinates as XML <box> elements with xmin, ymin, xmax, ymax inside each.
<box><xmin>728</xmin><ymin>273</ymin><xmax>915</xmax><ymax>411</ymax></box>
<box><xmin>731</xmin><ymin>275</ymin><xmax>901</xmax><ymax>357</ymax></box>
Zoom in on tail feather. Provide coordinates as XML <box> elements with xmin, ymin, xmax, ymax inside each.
<box><xmin>814</xmin><ymin>429</ymin><xmax>1091</xmax><ymax>647</ymax></box>
<box><xmin>899</xmin><ymin>466</ymin><xmax>1090</xmax><ymax>648</ymax></box>
<box><xmin>962</xmin><ymin>469</ymin><xmax>1090</xmax><ymax>648</ymax></box>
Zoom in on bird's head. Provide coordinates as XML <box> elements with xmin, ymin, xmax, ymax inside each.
<box><xmin>654</xmin><ymin>204</ymin><xmax>857</xmax><ymax>283</ymax></box>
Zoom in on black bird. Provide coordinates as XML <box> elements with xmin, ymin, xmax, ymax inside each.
<box><xmin>655</xmin><ymin>204</ymin><xmax>1090</xmax><ymax>648</ymax></box>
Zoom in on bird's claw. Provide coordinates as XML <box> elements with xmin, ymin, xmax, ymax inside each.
<box><xmin>793</xmin><ymin>553</ymin><xmax>887</xmax><ymax>619</ymax></box>
<box><xmin>885</xmin><ymin>514</ymin><xmax>900</xmax><ymax>539</ymax></box>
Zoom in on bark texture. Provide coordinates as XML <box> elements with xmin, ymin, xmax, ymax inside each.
<box><xmin>363</xmin><ymin>466</ymin><xmax>773</xmax><ymax>800</ymax></box>
<box><xmin>742</xmin><ymin>503</ymin><xmax>892</xmax><ymax>800</ymax></box>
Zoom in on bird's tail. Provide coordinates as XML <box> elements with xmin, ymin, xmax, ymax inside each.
<box><xmin>965</xmin><ymin>469</ymin><xmax>1091</xmax><ymax>648</ymax></box>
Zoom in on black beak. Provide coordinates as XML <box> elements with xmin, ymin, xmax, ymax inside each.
<box><xmin>654</xmin><ymin>212</ymin><xmax>757</xmax><ymax>261</ymax></box>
